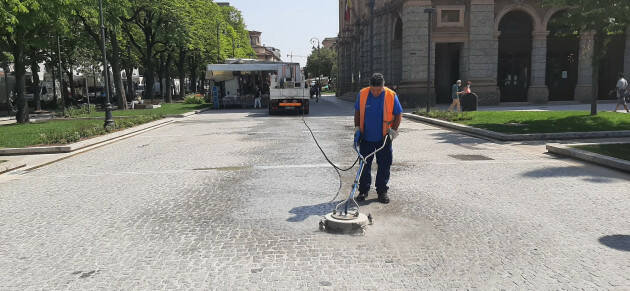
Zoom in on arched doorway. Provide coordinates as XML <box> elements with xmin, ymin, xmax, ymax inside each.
<box><xmin>498</xmin><ymin>11</ymin><xmax>533</xmax><ymax>102</ymax></box>
<box><xmin>546</xmin><ymin>11</ymin><xmax>578</xmax><ymax>101</ymax></box>
<box><xmin>391</xmin><ymin>17</ymin><xmax>403</xmax><ymax>86</ymax></box>
<box><xmin>598</xmin><ymin>35</ymin><xmax>626</xmax><ymax>99</ymax></box>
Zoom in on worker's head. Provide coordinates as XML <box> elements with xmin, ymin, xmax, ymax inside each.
<box><xmin>619</xmin><ymin>72</ymin><xmax>625</xmax><ymax>79</ymax></box>
<box><xmin>370</xmin><ymin>73</ymin><xmax>385</xmax><ymax>96</ymax></box>
<box><xmin>456</xmin><ymin>80</ymin><xmax>462</xmax><ymax>86</ymax></box>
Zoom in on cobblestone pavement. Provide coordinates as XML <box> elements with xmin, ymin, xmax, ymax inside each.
<box><xmin>1</xmin><ymin>96</ymin><xmax>629</xmax><ymax>290</ymax></box>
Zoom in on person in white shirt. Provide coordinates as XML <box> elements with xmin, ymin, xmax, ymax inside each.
<box><xmin>615</xmin><ymin>73</ymin><xmax>629</xmax><ymax>113</ymax></box>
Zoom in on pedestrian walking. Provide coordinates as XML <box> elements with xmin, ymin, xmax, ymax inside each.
<box><xmin>448</xmin><ymin>80</ymin><xmax>464</xmax><ymax>112</ymax></box>
<box><xmin>615</xmin><ymin>73</ymin><xmax>630</xmax><ymax>113</ymax></box>
<box><xmin>254</xmin><ymin>87</ymin><xmax>262</xmax><ymax>108</ymax></box>
<box><xmin>353</xmin><ymin>73</ymin><xmax>403</xmax><ymax>204</ymax></box>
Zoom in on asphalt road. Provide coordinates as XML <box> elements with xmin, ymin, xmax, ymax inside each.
<box><xmin>1</xmin><ymin>96</ymin><xmax>629</xmax><ymax>290</ymax></box>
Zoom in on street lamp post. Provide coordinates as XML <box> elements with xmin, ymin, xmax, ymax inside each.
<box><xmin>424</xmin><ymin>8</ymin><xmax>435</xmax><ymax>113</ymax></box>
<box><xmin>369</xmin><ymin>0</ymin><xmax>375</xmax><ymax>75</ymax></box>
<box><xmin>99</xmin><ymin>0</ymin><xmax>114</xmax><ymax>128</ymax></box>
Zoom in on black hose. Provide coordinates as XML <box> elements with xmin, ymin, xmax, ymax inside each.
<box><xmin>300</xmin><ymin>104</ymin><xmax>358</xmax><ymax>202</ymax></box>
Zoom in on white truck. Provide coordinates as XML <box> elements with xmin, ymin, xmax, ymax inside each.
<box><xmin>268</xmin><ymin>75</ymin><xmax>310</xmax><ymax>115</ymax></box>
<box><xmin>206</xmin><ymin>61</ymin><xmax>310</xmax><ymax>114</ymax></box>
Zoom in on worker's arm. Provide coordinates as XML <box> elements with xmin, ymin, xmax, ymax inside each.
<box><xmin>354</xmin><ymin>110</ymin><xmax>360</xmax><ymax>127</ymax></box>
<box><xmin>391</xmin><ymin>114</ymin><xmax>402</xmax><ymax>131</ymax></box>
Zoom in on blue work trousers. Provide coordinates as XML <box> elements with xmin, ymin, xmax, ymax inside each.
<box><xmin>358</xmin><ymin>138</ymin><xmax>393</xmax><ymax>194</ymax></box>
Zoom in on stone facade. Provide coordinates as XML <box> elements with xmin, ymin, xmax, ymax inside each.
<box><xmin>337</xmin><ymin>0</ymin><xmax>630</xmax><ymax>106</ymax></box>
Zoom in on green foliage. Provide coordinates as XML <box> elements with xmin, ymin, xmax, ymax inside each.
<box><xmin>414</xmin><ymin>110</ymin><xmax>472</xmax><ymax>122</ymax></box>
<box><xmin>573</xmin><ymin>144</ymin><xmax>630</xmax><ymax>161</ymax></box>
<box><xmin>306</xmin><ymin>47</ymin><xmax>337</xmax><ymax>79</ymax></box>
<box><xmin>37</xmin><ymin>115</ymin><xmax>159</xmax><ymax>145</ymax></box>
<box><xmin>542</xmin><ymin>0</ymin><xmax>630</xmax><ymax>35</ymax></box>
<box><xmin>184</xmin><ymin>95</ymin><xmax>205</xmax><ymax>104</ymax></box>
<box><xmin>65</xmin><ymin>104</ymin><xmax>97</xmax><ymax>118</ymax></box>
<box><xmin>416</xmin><ymin>111</ymin><xmax>630</xmax><ymax>134</ymax></box>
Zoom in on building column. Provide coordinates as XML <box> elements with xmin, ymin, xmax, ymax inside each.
<box><xmin>399</xmin><ymin>0</ymin><xmax>431</xmax><ymax>108</ymax></box>
<box><xmin>575</xmin><ymin>30</ymin><xmax>595</xmax><ymax>103</ymax></box>
<box><xmin>528</xmin><ymin>31</ymin><xmax>550</xmax><ymax>103</ymax></box>
<box><xmin>468</xmin><ymin>0</ymin><xmax>499</xmax><ymax>105</ymax></box>
<box><xmin>624</xmin><ymin>26</ymin><xmax>630</xmax><ymax>76</ymax></box>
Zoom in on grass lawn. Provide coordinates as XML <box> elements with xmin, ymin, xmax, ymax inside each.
<box><xmin>573</xmin><ymin>144</ymin><xmax>630</xmax><ymax>161</ymax></box>
<box><xmin>72</xmin><ymin>103</ymin><xmax>209</xmax><ymax>118</ymax></box>
<box><xmin>0</xmin><ymin>103</ymin><xmax>208</xmax><ymax>148</ymax></box>
<box><xmin>415</xmin><ymin>111</ymin><xmax>630</xmax><ymax>134</ymax></box>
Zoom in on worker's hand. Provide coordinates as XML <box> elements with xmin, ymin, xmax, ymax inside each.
<box><xmin>388</xmin><ymin>128</ymin><xmax>399</xmax><ymax>141</ymax></box>
<box><xmin>354</xmin><ymin>126</ymin><xmax>361</xmax><ymax>145</ymax></box>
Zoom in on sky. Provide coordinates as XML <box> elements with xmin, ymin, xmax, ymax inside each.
<box><xmin>226</xmin><ymin>0</ymin><xmax>339</xmax><ymax>67</ymax></box>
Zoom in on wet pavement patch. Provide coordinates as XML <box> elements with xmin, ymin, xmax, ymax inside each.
<box><xmin>449</xmin><ymin>154</ymin><xmax>494</xmax><ymax>161</ymax></box>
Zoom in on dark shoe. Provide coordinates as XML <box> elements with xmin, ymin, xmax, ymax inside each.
<box><xmin>377</xmin><ymin>191</ymin><xmax>390</xmax><ymax>204</ymax></box>
<box><xmin>356</xmin><ymin>191</ymin><xmax>368</xmax><ymax>202</ymax></box>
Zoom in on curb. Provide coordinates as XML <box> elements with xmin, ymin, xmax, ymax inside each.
<box><xmin>0</xmin><ymin>160</ymin><xmax>26</xmax><ymax>174</ymax></box>
<box><xmin>546</xmin><ymin>143</ymin><xmax>630</xmax><ymax>173</ymax></box>
<box><xmin>165</xmin><ymin>107</ymin><xmax>211</xmax><ymax>118</ymax></box>
<box><xmin>0</xmin><ymin>107</ymin><xmax>212</xmax><ymax>157</ymax></box>
<box><xmin>0</xmin><ymin>118</ymin><xmax>174</xmax><ymax>156</ymax></box>
<box><xmin>403</xmin><ymin>113</ymin><xmax>630</xmax><ymax>141</ymax></box>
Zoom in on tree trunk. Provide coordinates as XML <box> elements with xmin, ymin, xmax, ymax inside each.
<box><xmin>157</xmin><ymin>52</ymin><xmax>165</xmax><ymax>101</ymax></box>
<box><xmin>14</xmin><ymin>35</ymin><xmax>29</xmax><ymax>123</ymax></box>
<box><xmin>125</xmin><ymin>66</ymin><xmax>133</xmax><ymax>100</ymax></box>
<box><xmin>178</xmin><ymin>46</ymin><xmax>186</xmax><ymax>99</ymax></box>
<box><xmin>189</xmin><ymin>55</ymin><xmax>197</xmax><ymax>93</ymax></box>
<box><xmin>110</xmin><ymin>30</ymin><xmax>127</xmax><ymax>110</ymax></box>
<box><xmin>142</xmin><ymin>26</ymin><xmax>155</xmax><ymax>100</ymax></box>
<box><xmin>2</xmin><ymin>63</ymin><xmax>10</xmax><ymax>115</ymax></box>
<box><xmin>30</xmin><ymin>58</ymin><xmax>41</xmax><ymax>111</ymax></box>
<box><xmin>166</xmin><ymin>52</ymin><xmax>173</xmax><ymax>103</ymax></box>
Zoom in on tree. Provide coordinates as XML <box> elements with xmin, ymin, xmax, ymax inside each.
<box><xmin>543</xmin><ymin>0</ymin><xmax>630</xmax><ymax>115</ymax></box>
<box><xmin>306</xmin><ymin>47</ymin><xmax>337</xmax><ymax>80</ymax></box>
<box><xmin>0</xmin><ymin>0</ymin><xmax>69</xmax><ymax>123</ymax></box>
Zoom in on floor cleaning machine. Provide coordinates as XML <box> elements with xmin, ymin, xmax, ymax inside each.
<box><xmin>318</xmin><ymin>135</ymin><xmax>391</xmax><ymax>234</ymax></box>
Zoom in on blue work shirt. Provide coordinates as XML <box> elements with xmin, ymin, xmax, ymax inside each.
<box><xmin>355</xmin><ymin>91</ymin><xmax>403</xmax><ymax>142</ymax></box>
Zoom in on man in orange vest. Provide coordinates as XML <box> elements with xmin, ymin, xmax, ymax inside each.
<box><xmin>354</xmin><ymin>73</ymin><xmax>403</xmax><ymax>204</ymax></box>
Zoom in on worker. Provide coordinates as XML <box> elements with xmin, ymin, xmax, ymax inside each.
<box><xmin>354</xmin><ymin>73</ymin><xmax>403</xmax><ymax>204</ymax></box>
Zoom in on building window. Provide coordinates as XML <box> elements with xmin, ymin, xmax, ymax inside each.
<box><xmin>441</xmin><ymin>10</ymin><xmax>460</xmax><ymax>23</ymax></box>
<box><xmin>436</xmin><ymin>6</ymin><xmax>465</xmax><ymax>27</ymax></box>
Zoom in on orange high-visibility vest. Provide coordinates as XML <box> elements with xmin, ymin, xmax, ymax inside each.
<box><xmin>359</xmin><ymin>87</ymin><xmax>396</xmax><ymax>137</ymax></box>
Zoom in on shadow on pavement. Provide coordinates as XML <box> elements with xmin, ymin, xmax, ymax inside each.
<box><xmin>287</xmin><ymin>197</ymin><xmax>383</xmax><ymax>222</ymax></box>
<box><xmin>429</xmin><ymin>131</ymin><xmax>495</xmax><ymax>148</ymax></box>
<box><xmin>599</xmin><ymin>235</ymin><xmax>630</xmax><ymax>251</ymax></box>
<box><xmin>520</xmin><ymin>165</ymin><xmax>627</xmax><ymax>183</ymax></box>
<box><xmin>287</xmin><ymin>201</ymin><xmax>335</xmax><ymax>222</ymax></box>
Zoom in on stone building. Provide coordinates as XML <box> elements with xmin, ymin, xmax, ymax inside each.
<box><xmin>248</xmin><ymin>31</ymin><xmax>283</xmax><ymax>62</ymax></box>
<box><xmin>337</xmin><ymin>0</ymin><xmax>630</xmax><ymax>106</ymax></box>
<box><xmin>322</xmin><ymin>37</ymin><xmax>339</xmax><ymax>50</ymax></box>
